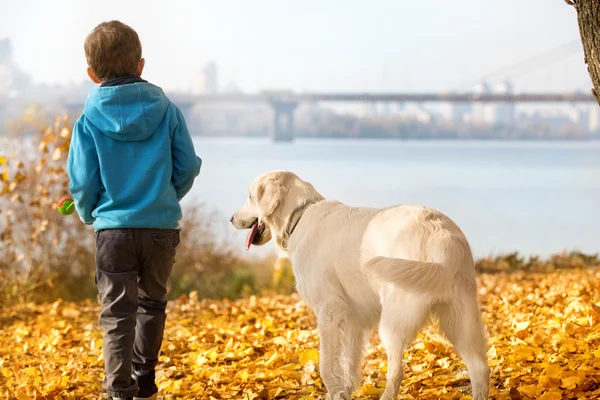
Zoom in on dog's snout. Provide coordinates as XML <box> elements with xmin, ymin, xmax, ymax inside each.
<box><xmin>230</xmin><ymin>214</ymin><xmax>235</xmax><ymax>223</ymax></box>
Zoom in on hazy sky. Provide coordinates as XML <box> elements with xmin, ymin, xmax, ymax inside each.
<box><xmin>0</xmin><ymin>0</ymin><xmax>591</xmax><ymax>93</ymax></box>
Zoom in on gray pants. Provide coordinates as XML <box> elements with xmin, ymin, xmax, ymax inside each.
<box><xmin>95</xmin><ymin>228</ymin><xmax>180</xmax><ymax>398</ymax></box>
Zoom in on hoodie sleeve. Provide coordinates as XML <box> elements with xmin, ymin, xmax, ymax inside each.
<box><xmin>67</xmin><ymin>117</ymin><xmax>102</xmax><ymax>225</ymax></box>
<box><xmin>171</xmin><ymin>106</ymin><xmax>202</xmax><ymax>201</ymax></box>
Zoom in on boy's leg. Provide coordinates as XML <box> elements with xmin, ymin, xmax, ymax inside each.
<box><xmin>133</xmin><ymin>229</ymin><xmax>180</xmax><ymax>372</ymax></box>
<box><xmin>96</xmin><ymin>229</ymin><xmax>141</xmax><ymax>399</ymax></box>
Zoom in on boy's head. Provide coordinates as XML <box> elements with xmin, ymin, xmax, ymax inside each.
<box><xmin>84</xmin><ymin>20</ymin><xmax>145</xmax><ymax>84</ymax></box>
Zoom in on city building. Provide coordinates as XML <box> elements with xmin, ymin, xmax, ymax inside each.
<box><xmin>397</xmin><ymin>103</ymin><xmax>433</xmax><ymax>124</ymax></box>
<box><xmin>492</xmin><ymin>81</ymin><xmax>515</xmax><ymax>124</ymax></box>
<box><xmin>0</xmin><ymin>38</ymin><xmax>12</xmax><ymax>97</ymax></box>
<box><xmin>472</xmin><ymin>82</ymin><xmax>495</xmax><ymax>125</ymax></box>
<box><xmin>567</xmin><ymin>107</ymin><xmax>584</xmax><ymax>128</ymax></box>
<box><xmin>589</xmin><ymin>107</ymin><xmax>600</xmax><ymax>133</ymax></box>
<box><xmin>203</xmin><ymin>62</ymin><xmax>218</xmax><ymax>94</ymax></box>
<box><xmin>439</xmin><ymin>92</ymin><xmax>472</xmax><ymax>123</ymax></box>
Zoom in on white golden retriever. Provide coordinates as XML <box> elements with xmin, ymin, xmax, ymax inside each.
<box><xmin>231</xmin><ymin>171</ymin><xmax>490</xmax><ymax>400</ymax></box>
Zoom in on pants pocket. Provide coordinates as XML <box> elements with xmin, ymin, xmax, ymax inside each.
<box><xmin>151</xmin><ymin>231</ymin><xmax>180</xmax><ymax>261</ymax></box>
<box><xmin>96</xmin><ymin>229</ymin><xmax>137</xmax><ymax>274</ymax></box>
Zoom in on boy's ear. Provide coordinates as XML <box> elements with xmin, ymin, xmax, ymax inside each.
<box><xmin>136</xmin><ymin>58</ymin><xmax>145</xmax><ymax>77</ymax></box>
<box><xmin>87</xmin><ymin>68</ymin><xmax>101</xmax><ymax>84</ymax></box>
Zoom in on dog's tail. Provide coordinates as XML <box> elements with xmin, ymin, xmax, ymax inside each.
<box><xmin>363</xmin><ymin>257</ymin><xmax>454</xmax><ymax>298</ymax></box>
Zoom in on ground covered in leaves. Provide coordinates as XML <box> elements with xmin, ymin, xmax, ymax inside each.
<box><xmin>1</xmin><ymin>267</ymin><xmax>600</xmax><ymax>400</ymax></box>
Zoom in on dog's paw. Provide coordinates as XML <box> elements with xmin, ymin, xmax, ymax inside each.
<box><xmin>326</xmin><ymin>392</ymin><xmax>350</xmax><ymax>400</ymax></box>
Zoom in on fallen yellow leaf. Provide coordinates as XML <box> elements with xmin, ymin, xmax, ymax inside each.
<box><xmin>515</xmin><ymin>320</ymin><xmax>531</xmax><ymax>331</ymax></box>
<box><xmin>560</xmin><ymin>375</ymin><xmax>580</xmax><ymax>390</ymax></box>
<box><xmin>519</xmin><ymin>384</ymin><xmax>541</xmax><ymax>397</ymax></box>
<box><xmin>359</xmin><ymin>384</ymin><xmax>383</xmax><ymax>396</ymax></box>
<box><xmin>299</xmin><ymin>349</ymin><xmax>319</xmax><ymax>365</ymax></box>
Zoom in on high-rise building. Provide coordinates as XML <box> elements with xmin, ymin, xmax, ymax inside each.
<box><xmin>589</xmin><ymin>107</ymin><xmax>600</xmax><ymax>133</ymax></box>
<box><xmin>0</xmin><ymin>38</ymin><xmax>12</xmax><ymax>97</ymax></box>
<box><xmin>0</xmin><ymin>38</ymin><xmax>11</xmax><ymax>64</ymax></box>
<box><xmin>492</xmin><ymin>81</ymin><xmax>515</xmax><ymax>124</ymax></box>
<box><xmin>439</xmin><ymin>91</ymin><xmax>472</xmax><ymax>122</ymax></box>
<box><xmin>0</xmin><ymin>37</ymin><xmax>32</xmax><ymax>97</ymax></box>
<box><xmin>472</xmin><ymin>82</ymin><xmax>495</xmax><ymax>125</ymax></box>
<box><xmin>567</xmin><ymin>106</ymin><xmax>591</xmax><ymax>131</ymax></box>
<box><xmin>203</xmin><ymin>62</ymin><xmax>218</xmax><ymax>94</ymax></box>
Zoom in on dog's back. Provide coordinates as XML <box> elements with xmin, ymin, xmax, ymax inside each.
<box><xmin>289</xmin><ymin>200</ymin><xmax>381</xmax><ymax>324</ymax></box>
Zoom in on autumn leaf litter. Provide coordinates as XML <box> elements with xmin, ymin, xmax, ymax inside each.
<box><xmin>1</xmin><ymin>268</ymin><xmax>600</xmax><ymax>399</ymax></box>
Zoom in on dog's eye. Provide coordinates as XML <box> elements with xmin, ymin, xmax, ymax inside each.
<box><xmin>248</xmin><ymin>193</ymin><xmax>252</xmax><ymax>200</ymax></box>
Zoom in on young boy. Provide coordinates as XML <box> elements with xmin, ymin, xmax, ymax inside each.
<box><xmin>67</xmin><ymin>21</ymin><xmax>201</xmax><ymax>400</ymax></box>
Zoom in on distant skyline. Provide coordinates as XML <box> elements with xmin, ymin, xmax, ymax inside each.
<box><xmin>0</xmin><ymin>0</ymin><xmax>592</xmax><ymax>93</ymax></box>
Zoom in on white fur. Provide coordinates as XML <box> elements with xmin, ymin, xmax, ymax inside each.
<box><xmin>232</xmin><ymin>171</ymin><xmax>490</xmax><ymax>400</ymax></box>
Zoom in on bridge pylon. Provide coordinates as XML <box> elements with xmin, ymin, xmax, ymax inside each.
<box><xmin>268</xmin><ymin>98</ymin><xmax>298</xmax><ymax>142</ymax></box>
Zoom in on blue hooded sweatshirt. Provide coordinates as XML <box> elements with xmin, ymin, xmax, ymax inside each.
<box><xmin>67</xmin><ymin>82</ymin><xmax>202</xmax><ymax>231</ymax></box>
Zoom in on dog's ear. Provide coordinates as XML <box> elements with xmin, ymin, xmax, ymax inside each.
<box><xmin>256</xmin><ymin>183</ymin><xmax>265</xmax><ymax>202</ymax></box>
<box><xmin>257</xmin><ymin>179</ymin><xmax>283</xmax><ymax>219</ymax></box>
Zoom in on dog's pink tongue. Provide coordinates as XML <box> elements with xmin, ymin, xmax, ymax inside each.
<box><xmin>245</xmin><ymin>223</ymin><xmax>259</xmax><ymax>251</ymax></box>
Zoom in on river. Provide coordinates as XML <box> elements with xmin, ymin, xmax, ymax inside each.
<box><xmin>187</xmin><ymin>138</ymin><xmax>600</xmax><ymax>258</ymax></box>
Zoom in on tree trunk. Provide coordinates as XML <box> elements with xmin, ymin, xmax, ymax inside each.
<box><xmin>566</xmin><ymin>0</ymin><xmax>600</xmax><ymax>106</ymax></box>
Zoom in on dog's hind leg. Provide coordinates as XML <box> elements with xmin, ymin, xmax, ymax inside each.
<box><xmin>341</xmin><ymin>326</ymin><xmax>367</xmax><ymax>397</ymax></box>
<box><xmin>433</xmin><ymin>285</ymin><xmax>490</xmax><ymax>400</ymax></box>
<box><xmin>318</xmin><ymin>302</ymin><xmax>350</xmax><ymax>400</ymax></box>
<box><xmin>379</xmin><ymin>293</ymin><xmax>429</xmax><ymax>400</ymax></box>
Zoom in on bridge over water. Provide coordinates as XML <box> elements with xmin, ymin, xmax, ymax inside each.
<box><xmin>171</xmin><ymin>91</ymin><xmax>599</xmax><ymax>141</ymax></box>
<box><xmin>2</xmin><ymin>91</ymin><xmax>597</xmax><ymax>141</ymax></box>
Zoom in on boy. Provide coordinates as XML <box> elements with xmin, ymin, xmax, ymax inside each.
<box><xmin>67</xmin><ymin>21</ymin><xmax>201</xmax><ymax>400</ymax></box>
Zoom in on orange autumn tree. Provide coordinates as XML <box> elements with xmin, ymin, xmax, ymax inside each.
<box><xmin>0</xmin><ymin>116</ymin><xmax>96</xmax><ymax>304</ymax></box>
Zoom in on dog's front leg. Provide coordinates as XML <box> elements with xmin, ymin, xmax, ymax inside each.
<box><xmin>318</xmin><ymin>303</ymin><xmax>349</xmax><ymax>400</ymax></box>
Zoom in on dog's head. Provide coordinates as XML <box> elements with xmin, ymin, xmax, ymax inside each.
<box><xmin>231</xmin><ymin>170</ymin><xmax>323</xmax><ymax>251</ymax></box>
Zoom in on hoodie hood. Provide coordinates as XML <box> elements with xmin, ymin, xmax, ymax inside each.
<box><xmin>83</xmin><ymin>82</ymin><xmax>170</xmax><ymax>142</ymax></box>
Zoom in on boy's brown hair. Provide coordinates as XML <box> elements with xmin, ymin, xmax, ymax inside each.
<box><xmin>84</xmin><ymin>21</ymin><xmax>142</xmax><ymax>81</ymax></box>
